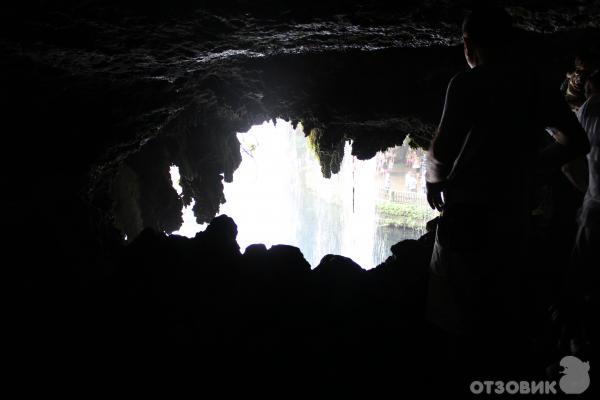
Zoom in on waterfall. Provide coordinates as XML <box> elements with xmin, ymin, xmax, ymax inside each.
<box><xmin>169</xmin><ymin>118</ymin><xmax>435</xmax><ymax>269</ymax></box>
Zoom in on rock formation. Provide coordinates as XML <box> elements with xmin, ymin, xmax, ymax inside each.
<box><xmin>4</xmin><ymin>0</ymin><xmax>598</xmax><ymax>394</ymax></box>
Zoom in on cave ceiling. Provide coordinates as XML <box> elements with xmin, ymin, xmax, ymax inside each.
<box><xmin>2</xmin><ymin>0</ymin><xmax>599</xmax><ymax>237</ymax></box>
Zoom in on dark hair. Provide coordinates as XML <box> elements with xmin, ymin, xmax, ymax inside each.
<box><xmin>462</xmin><ymin>7</ymin><xmax>513</xmax><ymax>48</ymax></box>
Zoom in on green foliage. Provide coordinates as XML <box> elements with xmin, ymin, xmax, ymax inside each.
<box><xmin>376</xmin><ymin>201</ymin><xmax>437</xmax><ymax>229</ymax></box>
<box><xmin>306</xmin><ymin>128</ymin><xmax>321</xmax><ymax>162</ymax></box>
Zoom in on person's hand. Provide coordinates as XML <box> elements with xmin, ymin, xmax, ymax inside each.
<box><xmin>426</xmin><ymin>181</ymin><xmax>446</xmax><ymax>211</ymax></box>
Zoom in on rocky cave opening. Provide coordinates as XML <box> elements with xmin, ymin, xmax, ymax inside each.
<box><xmin>165</xmin><ymin>118</ymin><xmax>436</xmax><ymax>268</ymax></box>
<box><xmin>4</xmin><ymin>0</ymin><xmax>599</xmax><ymax>395</ymax></box>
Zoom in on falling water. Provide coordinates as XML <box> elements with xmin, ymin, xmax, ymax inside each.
<box><xmin>169</xmin><ymin>119</ymin><xmax>436</xmax><ymax>269</ymax></box>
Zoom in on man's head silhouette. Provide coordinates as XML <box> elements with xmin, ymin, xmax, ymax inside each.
<box><xmin>462</xmin><ymin>7</ymin><xmax>513</xmax><ymax>68</ymax></box>
<box><xmin>559</xmin><ymin>356</ymin><xmax>590</xmax><ymax>394</ymax></box>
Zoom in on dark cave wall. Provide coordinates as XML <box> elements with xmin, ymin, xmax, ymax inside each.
<box><xmin>3</xmin><ymin>1</ymin><xmax>599</xmax><ymax>392</ymax></box>
<box><xmin>106</xmin><ymin>32</ymin><xmax>600</xmax><ymax>239</ymax></box>
<box><xmin>1</xmin><ymin>1</ymin><xmax>598</xmax><ymax>274</ymax></box>
<box><xmin>3</xmin><ymin>0</ymin><xmax>600</xmax><ymax>242</ymax></box>
<box><xmin>42</xmin><ymin>215</ymin><xmax>436</xmax><ymax>390</ymax></box>
<box><xmin>106</xmin><ymin>45</ymin><xmax>466</xmax><ymax>238</ymax></box>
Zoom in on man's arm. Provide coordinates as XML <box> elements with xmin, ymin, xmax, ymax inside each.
<box><xmin>427</xmin><ymin>72</ymin><xmax>473</xmax><ymax>210</ymax></box>
<box><xmin>539</xmin><ymin>89</ymin><xmax>590</xmax><ymax>171</ymax></box>
<box><xmin>562</xmin><ymin>156</ymin><xmax>589</xmax><ymax>193</ymax></box>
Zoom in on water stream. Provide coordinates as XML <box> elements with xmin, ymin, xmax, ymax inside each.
<box><xmin>169</xmin><ymin>119</ymin><xmax>436</xmax><ymax>269</ymax></box>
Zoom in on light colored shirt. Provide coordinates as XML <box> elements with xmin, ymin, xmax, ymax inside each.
<box><xmin>578</xmin><ymin>95</ymin><xmax>600</xmax><ymax>200</ymax></box>
<box><xmin>577</xmin><ymin>94</ymin><xmax>600</xmax><ymax>226</ymax></box>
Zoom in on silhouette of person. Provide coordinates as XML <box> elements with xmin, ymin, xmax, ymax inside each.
<box><xmin>558</xmin><ymin>52</ymin><xmax>598</xmax><ymax>191</ymax></box>
<box><xmin>425</xmin><ymin>6</ymin><xmax>590</xmax><ymax>349</ymax></box>
<box><xmin>567</xmin><ymin>71</ymin><xmax>600</xmax><ymax>304</ymax></box>
<box><xmin>561</xmin><ymin>51</ymin><xmax>599</xmax><ymax>112</ymax></box>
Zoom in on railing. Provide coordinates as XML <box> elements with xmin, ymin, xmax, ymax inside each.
<box><xmin>378</xmin><ymin>188</ymin><xmax>426</xmax><ymax>203</ymax></box>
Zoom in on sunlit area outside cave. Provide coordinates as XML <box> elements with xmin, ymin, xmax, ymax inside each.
<box><xmin>169</xmin><ymin>119</ymin><xmax>437</xmax><ymax>269</ymax></box>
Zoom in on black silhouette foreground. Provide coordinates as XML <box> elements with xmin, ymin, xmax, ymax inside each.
<box><xmin>424</xmin><ymin>7</ymin><xmax>591</xmax><ymax>389</ymax></box>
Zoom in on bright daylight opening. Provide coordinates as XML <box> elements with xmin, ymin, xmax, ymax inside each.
<box><xmin>169</xmin><ymin>119</ymin><xmax>437</xmax><ymax>269</ymax></box>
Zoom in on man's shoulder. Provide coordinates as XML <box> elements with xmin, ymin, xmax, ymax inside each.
<box><xmin>449</xmin><ymin>69</ymin><xmax>475</xmax><ymax>86</ymax></box>
<box><xmin>446</xmin><ymin>69</ymin><xmax>478</xmax><ymax>96</ymax></box>
<box><xmin>448</xmin><ymin>66</ymin><xmax>502</xmax><ymax>89</ymax></box>
<box><xmin>578</xmin><ymin>95</ymin><xmax>600</xmax><ymax>121</ymax></box>
<box><xmin>584</xmin><ymin>95</ymin><xmax>600</xmax><ymax>111</ymax></box>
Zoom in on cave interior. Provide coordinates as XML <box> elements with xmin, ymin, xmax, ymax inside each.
<box><xmin>4</xmin><ymin>0</ymin><xmax>598</xmax><ymax>395</ymax></box>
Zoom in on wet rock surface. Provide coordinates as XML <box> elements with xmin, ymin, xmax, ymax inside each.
<box><xmin>3</xmin><ymin>1</ymin><xmax>600</xmax><ymax>236</ymax></box>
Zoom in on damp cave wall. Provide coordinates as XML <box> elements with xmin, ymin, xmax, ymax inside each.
<box><xmin>4</xmin><ymin>0</ymin><xmax>600</xmax><ymax>246</ymax></box>
<box><xmin>3</xmin><ymin>0</ymin><xmax>600</xmax><ymax>390</ymax></box>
